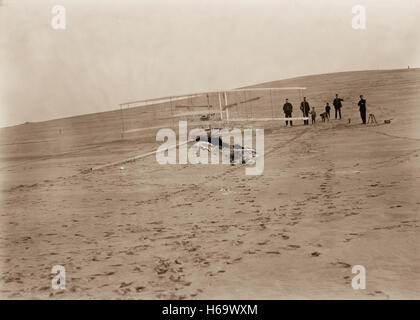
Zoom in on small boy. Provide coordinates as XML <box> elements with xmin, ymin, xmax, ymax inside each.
<box><xmin>310</xmin><ymin>107</ymin><xmax>316</xmax><ymax>124</ymax></box>
<box><xmin>325</xmin><ymin>103</ymin><xmax>331</xmax><ymax>119</ymax></box>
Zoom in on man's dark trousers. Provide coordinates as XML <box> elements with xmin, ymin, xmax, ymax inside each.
<box><xmin>335</xmin><ymin>107</ymin><xmax>341</xmax><ymax>119</ymax></box>
<box><xmin>303</xmin><ymin>111</ymin><xmax>309</xmax><ymax>125</ymax></box>
<box><xmin>360</xmin><ymin>109</ymin><xmax>366</xmax><ymax>124</ymax></box>
<box><xmin>285</xmin><ymin>113</ymin><xmax>293</xmax><ymax>126</ymax></box>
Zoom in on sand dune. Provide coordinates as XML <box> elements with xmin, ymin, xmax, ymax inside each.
<box><xmin>1</xmin><ymin>68</ymin><xmax>419</xmax><ymax>299</ymax></box>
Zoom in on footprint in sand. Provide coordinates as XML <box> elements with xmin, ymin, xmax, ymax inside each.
<box><xmin>286</xmin><ymin>244</ymin><xmax>300</xmax><ymax>250</ymax></box>
<box><xmin>257</xmin><ymin>240</ymin><xmax>269</xmax><ymax>246</ymax></box>
<box><xmin>331</xmin><ymin>261</ymin><xmax>351</xmax><ymax>269</ymax></box>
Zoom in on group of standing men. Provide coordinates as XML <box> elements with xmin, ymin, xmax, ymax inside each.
<box><xmin>282</xmin><ymin>94</ymin><xmax>367</xmax><ymax>126</ymax></box>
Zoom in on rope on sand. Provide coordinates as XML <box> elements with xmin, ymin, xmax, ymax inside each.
<box><xmin>227</xmin><ymin>117</ymin><xmax>309</xmax><ymax>121</ymax></box>
<box><xmin>82</xmin><ymin>141</ymin><xmax>189</xmax><ymax>173</ymax></box>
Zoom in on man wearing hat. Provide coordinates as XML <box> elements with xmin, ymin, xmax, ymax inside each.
<box><xmin>283</xmin><ymin>98</ymin><xmax>293</xmax><ymax>126</ymax></box>
<box><xmin>300</xmin><ymin>97</ymin><xmax>310</xmax><ymax>125</ymax></box>
<box><xmin>358</xmin><ymin>95</ymin><xmax>367</xmax><ymax>124</ymax></box>
<box><xmin>333</xmin><ymin>94</ymin><xmax>344</xmax><ymax>119</ymax></box>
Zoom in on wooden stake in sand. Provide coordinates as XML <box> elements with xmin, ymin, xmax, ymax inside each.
<box><xmin>224</xmin><ymin>92</ymin><xmax>230</xmax><ymax>121</ymax></box>
<box><xmin>119</xmin><ymin>104</ymin><xmax>125</xmax><ymax>140</ymax></box>
<box><xmin>218</xmin><ymin>92</ymin><xmax>223</xmax><ymax>120</ymax></box>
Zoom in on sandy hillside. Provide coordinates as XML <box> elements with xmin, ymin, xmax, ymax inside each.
<box><xmin>0</xmin><ymin>68</ymin><xmax>419</xmax><ymax>299</ymax></box>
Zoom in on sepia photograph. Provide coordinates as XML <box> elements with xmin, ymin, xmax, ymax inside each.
<box><xmin>0</xmin><ymin>0</ymin><xmax>419</xmax><ymax>305</ymax></box>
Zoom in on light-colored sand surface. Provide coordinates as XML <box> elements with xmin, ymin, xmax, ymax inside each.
<box><xmin>1</xmin><ymin>69</ymin><xmax>419</xmax><ymax>299</ymax></box>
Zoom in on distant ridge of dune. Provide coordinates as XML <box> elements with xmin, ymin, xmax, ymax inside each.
<box><xmin>1</xmin><ymin>68</ymin><xmax>418</xmax><ymax>131</ymax></box>
<box><xmin>1</xmin><ymin>68</ymin><xmax>419</xmax><ymax>157</ymax></box>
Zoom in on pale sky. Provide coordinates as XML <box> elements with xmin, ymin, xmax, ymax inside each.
<box><xmin>1</xmin><ymin>0</ymin><xmax>419</xmax><ymax>127</ymax></box>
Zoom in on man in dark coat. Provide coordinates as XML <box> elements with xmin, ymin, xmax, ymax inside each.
<box><xmin>300</xmin><ymin>97</ymin><xmax>310</xmax><ymax>125</ymax></box>
<box><xmin>358</xmin><ymin>95</ymin><xmax>367</xmax><ymax>124</ymax></box>
<box><xmin>283</xmin><ymin>98</ymin><xmax>293</xmax><ymax>126</ymax></box>
<box><xmin>333</xmin><ymin>94</ymin><xmax>344</xmax><ymax>119</ymax></box>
